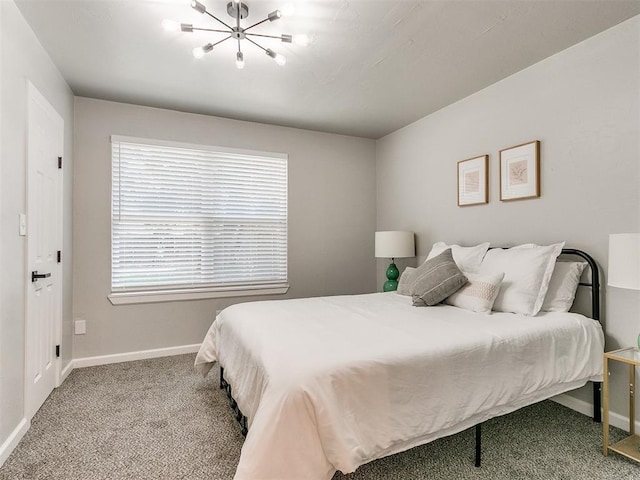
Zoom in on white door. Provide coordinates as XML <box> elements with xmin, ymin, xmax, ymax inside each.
<box><xmin>26</xmin><ymin>82</ymin><xmax>63</xmax><ymax>419</ymax></box>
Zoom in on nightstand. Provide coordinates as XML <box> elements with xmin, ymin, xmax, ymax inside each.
<box><xmin>603</xmin><ymin>347</ymin><xmax>640</xmax><ymax>463</ymax></box>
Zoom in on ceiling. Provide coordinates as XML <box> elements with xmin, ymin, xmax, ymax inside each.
<box><xmin>15</xmin><ymin>0</ymin><xmax>640</xmax><ymax>139</ymax></box>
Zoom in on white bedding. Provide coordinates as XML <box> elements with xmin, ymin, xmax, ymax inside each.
<box><xmin>194</xmin><ymin>292</ymin><xmax>604</xmax><ymax>480</ymax></box>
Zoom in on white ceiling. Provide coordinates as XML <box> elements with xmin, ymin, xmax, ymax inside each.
<box><xmin>16</xmin><ymin>0</ymin><xmax>640</xmax><ymax>139</ymax></box>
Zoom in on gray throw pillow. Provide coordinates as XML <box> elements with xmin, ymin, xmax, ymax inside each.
<box><xmin>397</xmin><ymin>267</ymin><xmax>417</xmax><ymax>296</ymax></box>
<box><xmin>409</xmin><ymin>248</ymin><xmax>468</xmax><ymax>306</ymax></box>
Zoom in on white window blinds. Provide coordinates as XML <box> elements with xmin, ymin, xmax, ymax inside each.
<box><xmin>111</xmin><ymin>136</ymin><xmax>287</xmax><ymax>292</ymax></box>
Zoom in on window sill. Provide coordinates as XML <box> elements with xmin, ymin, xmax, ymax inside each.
<box><xmin>108</xmin><ymin>284</ymin><xmax>289</xmax><ymax>305</ymax></box>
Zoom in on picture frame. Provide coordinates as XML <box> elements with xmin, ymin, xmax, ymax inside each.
<box><xmin>457</xmin><ymin>155</ymin><xmax>488</xmax><ymax>206</ymax></box>
<box><xmin>499</xmin><ymin>140</ymin><xmax>540</xmax><ymax>201</ymax></box>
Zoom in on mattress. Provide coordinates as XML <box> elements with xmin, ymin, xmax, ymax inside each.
<box><xmin>194</xmin><ymin>292</ymin><xmax>604</xmax><ymax>480</ymax></box>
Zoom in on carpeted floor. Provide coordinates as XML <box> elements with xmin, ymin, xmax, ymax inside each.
<box><xmin>0</xmin><ymin>354</ymin><xmax>638</xmax><ymax>479</ymax></box>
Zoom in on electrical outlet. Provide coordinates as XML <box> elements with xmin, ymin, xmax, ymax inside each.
<box><xmin>75</xmin><ymin>319</ymin><xmax>86</xmax><ymax>335</ymax></box>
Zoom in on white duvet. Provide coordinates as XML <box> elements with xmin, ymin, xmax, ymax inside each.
<box><xmin>194</xmin><ymin>292</ymin><xmax>604</xmax><ymax>480</ymax></box>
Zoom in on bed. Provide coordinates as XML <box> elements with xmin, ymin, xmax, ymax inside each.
<box><xmin>194</xmin><ymin>247</ymin><xmax>604</xmax><ymax>480</ymax></box>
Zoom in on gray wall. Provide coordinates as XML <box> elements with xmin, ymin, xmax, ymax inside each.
<box><xmin>73</xmin><ymin>97</ymin><xmax>377</xmax><ymax>358</ymax></box>
<box><xmin>0</xmin><ymin>0</ymin><xmax>74</xmax><ymax>449</ymax></box>
<box><xmin>376</xmin><ymin>17</ymin><xmax>640</xmax><ymax>418</ymax></box>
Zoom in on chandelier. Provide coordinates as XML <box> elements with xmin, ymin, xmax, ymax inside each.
<box><xmin>163</xmin><ymin>0</ymin><xmax>308</xmax><ymax>69</ymax></box>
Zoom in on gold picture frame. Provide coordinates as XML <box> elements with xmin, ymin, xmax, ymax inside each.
<box><xmin>457</xmin><ymin>155</ymin><xmax>488</xmax><ymax>206</ymax></box>
<box><xmin>499</xmin><ymin>140</ymin><xmax>540</xmax><ymax>201</ymax></box>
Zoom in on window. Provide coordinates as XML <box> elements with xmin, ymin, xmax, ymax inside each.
<box><xmin>109</xmin><ymin>136</ymin><xmax>288</xmax><ymax>304</ymax></box>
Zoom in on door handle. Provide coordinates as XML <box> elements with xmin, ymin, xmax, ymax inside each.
<box><xmin>31</xmin><ymin>271</ymin><xmax>51</xmax><ymax>283</ymax></box>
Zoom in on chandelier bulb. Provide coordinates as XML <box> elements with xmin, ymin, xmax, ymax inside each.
<box><xmin>268</xmin><ymin>10</ymin><xmax>282</xmax><ymax>22</ymax></box>
<box><xmin>162</xmin><ymin>19</ymin><xmax>180</xmax><ymax>32</ymax></box>
<box><xmin>292</xmin><ymin>34</ymin><xmax>309</xmax><ymax>46</ymax></box>
<box><xmin>275</xmin><ymin>53</ymin><xmax>286</xmax><ymax>66</ymax></box>
<box><xmin>193</xmin><ymin>43</ymin><xmax>214</xmax><ymax>59</ymax></box>
<box><xmin>191</xmin><ymin>0</ymin><xmax>207</xmax><ymax>14</ymax></box>
<box><xmin>236</xmin><ymin>51</ymin><xmax>245</xmax><ymax>69</ymax></box>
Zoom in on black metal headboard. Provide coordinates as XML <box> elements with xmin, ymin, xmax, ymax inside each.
<box><xmin>488</xmin><ymin>246</ymin><xmax>603</xmax><ymax>424</ymax></box>
<box><xmin>560</xmin><ymin>248</ymin><xmax>600</xmax><ymax>323</ymax></box>
<box><xmin>489</xmin><ymin>247</ymin><xmax>601</xmax><ymax>323</ymax></box>
<box><xmin>554</xmin><ymin>248</ymin><xmax>603</xmax><ymax>424</ymax></box>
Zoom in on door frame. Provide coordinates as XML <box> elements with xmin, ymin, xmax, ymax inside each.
<box><xmin>24</xmin><ymin>81</ymin><xmax>64</xmax><ymax>419</ymax></box>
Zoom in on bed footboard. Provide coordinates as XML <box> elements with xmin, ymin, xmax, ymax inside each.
<box><xmin>220</xmin><ymin>367</ymin><xmax>248</xmax><ymax>437</ymax></box>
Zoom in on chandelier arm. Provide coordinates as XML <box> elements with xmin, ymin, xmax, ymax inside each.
<box><xmin>204</xmin><ymin>10</ymin><xmax>233</xmax><ymax>30</ymax></box>
<box><xmin>243</xmin><ymin>18</ymin><xmax>270</xmax><ymax>32</ymax></box>
<box><xmin>193</xmin><ymin>27</ymin><xmax>232</xmax><ymax>34</ymax></box>
<box><xmin>245</xmin><ymin>33</ymin><xmax>286</xmax><ymax>40</ymax></box>
<box><xmin>245</xmin><ymin>36</ymin><xmax>268</xmax><ymax>52</ymax></box>
<box><xmin>211</xmin><ymin>35</ymin><xmax>234</xmax><ymax>48</ymax></box>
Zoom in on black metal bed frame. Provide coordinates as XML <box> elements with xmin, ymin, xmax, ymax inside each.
<box><xmin>474</xmin><ymin>247</ymin><xmax>602</xmax><ymax>467</ymax></box>
<box><xmin>219</xmin><ymin>368</ymin><xmax>248</xmax><ymax>437</ymax></box>
<box><xmin>219</xmin><ymin>248</ymin><xmax>603</xmax><ymax>469</ymax></box>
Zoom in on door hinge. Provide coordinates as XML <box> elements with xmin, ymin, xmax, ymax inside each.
<box><xmin>57</xmin><ymin>250</ymin><xmax>62</xmax><ymax>263</ymax></box>
<box><xmin>58</xmin><ymin>156</ymin><xmax>62</xmax><ymax>169</ymax></box>
<box><xmin>55</xmin><ymin>345</ymin><xmax>60</xmax><ymax>358</ymax></box>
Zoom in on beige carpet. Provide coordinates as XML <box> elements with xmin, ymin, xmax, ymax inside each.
<box><xmin>0</xmin><ymin>354</ymin><xmax>637</xmax><ymax>480</ymax></box>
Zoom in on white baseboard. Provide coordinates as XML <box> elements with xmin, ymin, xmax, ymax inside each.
<box><xmin>0</xmin><ymin>344</ymin><xmax>200</xmax><ymax>467</ymax></box>
<box><xmin>72</xmin><ymin>343</ymin><xmax>201</xmax><ymax>369</ymax></box>
<box><xmin>0</xmin><ymin>419</ymin><xmax>29</xmax><ymax>467</ymax></box>
<box><xmin>552</xmin><ymin>392</ymin><xmax>594</xmax><ymax>417</ymax></box>
<box><xmin>60</xmin><ymin>360</ymin><xmax>74</xmax><ymax>384</ymax></box>
<box><xmin>552</xmin><ymin>392</ymin><xmax>640</xmax><ymax>432</ymax></box>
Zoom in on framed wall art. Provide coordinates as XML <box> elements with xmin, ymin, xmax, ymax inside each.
<box><xmin>499</xmin><ymin>140</ymin><xmax>540</xmax><ymax>201</ymax></box>
<box><xmin>457</xmin><ymin>154</ymin><xmax>488</xmax><ymax>206</ymax></box>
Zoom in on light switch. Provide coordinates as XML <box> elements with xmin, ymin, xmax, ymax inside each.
<box><xmin>75</xmin><ymin>319</ymin><xmax>86</xmax><ymax>335</ymax></box>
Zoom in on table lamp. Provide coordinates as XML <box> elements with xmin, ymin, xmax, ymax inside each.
<box><xmin>375</xmin><ymin>231</ymin><xmax>415</xmax><ymax>292</ymax></box>
<box><xmin>608</xmin><ymin>233</ymin><xmax>640</xmax><ymax>349</ymax></box>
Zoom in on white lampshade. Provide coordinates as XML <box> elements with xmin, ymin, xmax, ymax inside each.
<box><xmin>375</xmin><ymin>231</ymin><xmax>415</xmax><ymax>259</ymax></box>
<box><xmin>608</xmin><ymin>233</ymin><xmax>640</xmax><ymax>290</ymax></box>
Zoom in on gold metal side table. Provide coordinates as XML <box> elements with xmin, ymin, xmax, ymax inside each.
<box><xmin>603</xmin><ymin>347</ymin><xmax>640</xmax><ymax>463</ymax></box>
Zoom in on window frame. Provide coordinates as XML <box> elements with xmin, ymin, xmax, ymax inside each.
<box><xmin>108</xmin><ymin>135</ymin><xmax>289</xmax><ymax>305</ymax></box>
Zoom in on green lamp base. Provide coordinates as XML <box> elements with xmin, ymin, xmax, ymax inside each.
<box><xmin>383</xmin><ymin>261</ymin><xmax>400</xmax><ymax>292</ymax></box>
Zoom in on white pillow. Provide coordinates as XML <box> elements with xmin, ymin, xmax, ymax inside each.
<box><xmin>541</xmin><ymin>261</ymin><xmax>587</xmax><ymax>312</ymax></box>
<box><xmin>445</xmin><ymin>272</ymin><xmax>505</xmax><ymax>313</ymax></box>
<box><xmin>426</xmin><ymin>242</ymin><xmax>490</xmax><ymax>273</ymax></box>
<box><xmin>480</xmin><ymin>242</ymin><xmax>565</xmax><ymax>316</ymax></box>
